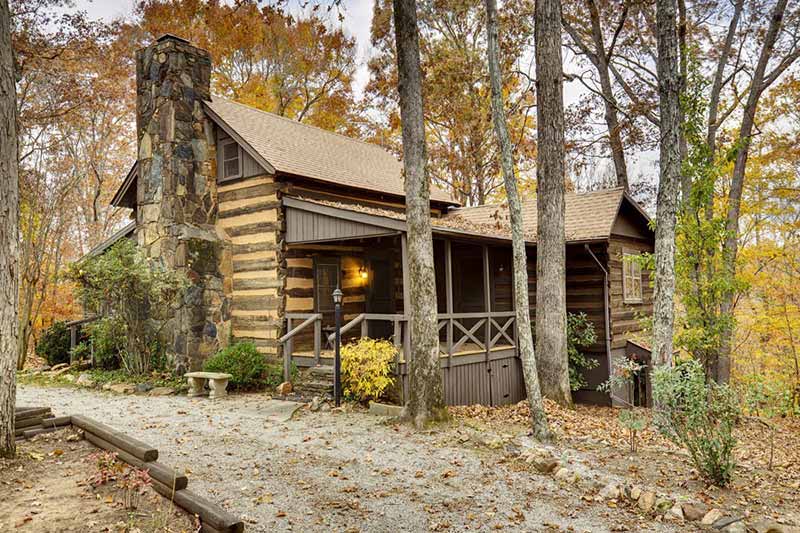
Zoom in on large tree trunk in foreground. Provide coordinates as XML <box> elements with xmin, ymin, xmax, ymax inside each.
<box><xmin>717</xmin><ymin>0</ymin><xmax>795</xmax><ymax>383</ymax></box>
<box><xmin>485</xmin><ymin>0</ymin><xmax>551</xmax><ymax>441</ymax></box>
<box><xmin>393</xmin><ymin>0</ymin><xmax>446</xmax><ymax>426</ymax></box>
<box><xmin>0</xmin><ymin>0</ymin><xmax>19</xmax><ymax>458</ymax></box>
<box><xmin>534</xmin><ymin>0</ymin><xmax>572</xmax><ymax>407</ymax></box>
<box><xmin>651</xmin><ymin>0</ymin><xmax>681</xmax><ymax>368</ymax></box>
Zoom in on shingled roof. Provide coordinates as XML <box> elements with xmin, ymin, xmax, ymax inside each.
<box><xmin>446</xmin><ymin>187</ymin><xmax>650</xmax><ymax>243</ymax></box>
<box><xmin>285</xmin><ymin>187</ymin><xmax>651</xmax><ymax>244</ymax></box>
<box><xmin>204</xmin><ymin>97</ymin><xmax>455</xmax><ymax>204</ymax></box>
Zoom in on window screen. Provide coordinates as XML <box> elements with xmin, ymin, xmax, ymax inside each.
<box><xmin>315</xmin><ymin>259</ymin><xmax>340</xmax><ymax>313</ymax></box>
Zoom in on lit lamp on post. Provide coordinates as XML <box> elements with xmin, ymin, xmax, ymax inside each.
<box><xmin>332</xmin><ymin>288</ymin><xmax>343</xmax><ymax>407</ymax></box>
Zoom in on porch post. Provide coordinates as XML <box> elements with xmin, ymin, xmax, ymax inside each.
<box><xmin>284</xmin><ymin>316</ymin><xmax>292</xmax><ymax>381</ymax></box>
<box><xmin>400</xmin><ymin>233</ymin><xmax>411</xmax><ymax>362</ymax></box>
<box><xmin>483</xmin><ymin>245</ymin><xmax>491</xmax><ymax>360</ymax></box>
<box><xmin>445</xmin><ymin>239</ymin><xmax>453</xmax><ymax>364</ymax></box>
<box><xmin>313</xmin><ymin>316</ymin><xmax>321</xmax><ymax>366</ymax></box>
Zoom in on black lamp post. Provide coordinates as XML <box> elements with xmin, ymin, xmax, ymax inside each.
<box><xmin>332</xmin><ymin>287</ymin><xmax>343</xmax><ymax>407</ymax></box>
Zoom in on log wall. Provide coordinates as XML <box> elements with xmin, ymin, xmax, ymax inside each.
<box><xmin>607</xmin><ymin>234</ymin><xmax>654</xmax><ymax>350</ymax></box>
<box><xmin>524</xmin><ymin>243</ymin><xmax>611</xmax><ymax>401</ymax></box>
<box><xmin>216</xmin><ymin>174</ymin><xmax>284</xmax><ymax>358</ymax></box>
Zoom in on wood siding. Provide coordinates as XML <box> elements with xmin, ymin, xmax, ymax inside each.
<box><xmin>608</xmin><ymin>235</ymin><xmax>654</xmax><ymax>350</ymax></box>
<box><xmin>286</xmin><ymin>207</ymin><xmax>395</xmax><ymax>243</ymax></box>
<box><xmin>525</xmin><ymin>243</ymin><xmax>611</xmax><ymax>400</ymax></box>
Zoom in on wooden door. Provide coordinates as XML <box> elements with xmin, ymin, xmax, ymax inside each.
<box><xmin>367</xmin><ymin>255</ymin><xmax>393</xmax><ymax>339</ymax></box>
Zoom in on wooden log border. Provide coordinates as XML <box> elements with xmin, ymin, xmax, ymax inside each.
<box><xmin>75</xmin><ymin>415</ymin><xmax>244</xmax><ymax>532</ymax></box>
<box><xmin>13</xmin><ymin>409</ymin><xmax>244</xmax><ymax>532</ymax></box>
<box><xmin>84</xmin><ymin>432</ymin><xmax>188</xmax><ymax>491</ymax></box>
<box><xmin>71</xmin><ymin>415</ymin><xmax>158</xmax><ymax>462</ymax></box>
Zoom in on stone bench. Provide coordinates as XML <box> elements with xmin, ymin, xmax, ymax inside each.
<box><xmin>184</xmin><ymin>372</ymin><xmax>233</xmax><ymax>399</ymax></box>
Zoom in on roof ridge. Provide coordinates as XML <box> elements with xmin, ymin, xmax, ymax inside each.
<box><xmin>211</xmin><ymin>95</ymin><xmax>394</xmax><ymax>155</ymax></box>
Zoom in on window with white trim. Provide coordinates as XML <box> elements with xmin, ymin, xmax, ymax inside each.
<box><xmin>220</xmin><ymin>138</ymin><xmax>241</xmax><ymax>181</ymax></box>
<box><xmin>622</xmin><ymin>250</ymin><xmax>643</xmax><ymax>303</ymax></box>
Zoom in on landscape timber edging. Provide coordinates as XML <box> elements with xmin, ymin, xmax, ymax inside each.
<box><xmin>13</xmin><ymin>407</ymin><xmax>243</xmax><ymax>532</ymax></box>
<box><xmin>70</xmin><ymin>415</ymin><xmax>245</xmax><ymax>532</ymax></box>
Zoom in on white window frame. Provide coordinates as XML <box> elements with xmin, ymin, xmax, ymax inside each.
<box><xmin>219</xmin><ymin>138</ymin><xmax>242</xmax><ymax>182</ymax></box>
<box><xmin>622</xmin><ymin>249</ymin><xmax>643</xmax><ymax>304</ymax></box>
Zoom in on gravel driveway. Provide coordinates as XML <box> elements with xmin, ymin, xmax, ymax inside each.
<box><xmin>18</xmin><ymin>385</ymin><xmax>683</xmax><ymax>532</ymax></box>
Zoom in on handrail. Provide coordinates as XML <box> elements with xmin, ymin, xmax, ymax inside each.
<box><xmin>278</xmin><ymin>313</ymin><xmax>322</xmax><ymax>344</ymax></box>
<box><xmin>437</xmin><ymin>311</ymin><xmax>515</xmax><ymax>319</ymax></box>
<box><xmin>326</xmin><ymin>313</ymin><xmax>365</xmax><ymax>343</ymax></box>
<box><xmin>280</xmin><ymin>310</ymin><xmax>517</xmax><ymax>383</ymax></box>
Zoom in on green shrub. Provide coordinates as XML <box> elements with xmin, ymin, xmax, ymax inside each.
<box><xmin>341</xmin><ymin>338</ymin><xmax>396</xmax><ymax>403</ymax></box>
<box><xmin>567</xmin><ymin>312</ymin><xmax>599</xmax><ymax>390</ymax></box>
<box><xmin>651</xmin><ymin>359</ymin><xmax>740</xmax><ymax>486</ymax></box>
<box><xmin>70</xmin><ymin>342</ymin><xmax>92</xmax><ymax>364</ymax></box>
<box><xmin>69</xmin><ymin>239</ymin><xmax>188</xmax><ymax>375</ymax></box>
<box><xmin>739</xmin><ymin>374</ymin><xmax>799</xmax><ymax>418</ymax></box>
<box><xmin>264</xmin><ymin>363</ymin><xmax>285</xmax><ymax>388</ymax></box>
<box><xmin>203</xmin><ymin>342</ymin><xmax>266</xmax><ymax>390</ymax></box>
<box><xmin>85</xmin><ymin>317</ymin><xmax>127</xmax><ymax>370</ymax></box>
<box><xmin>36</xmin><ymin>321</ymin><xmax>71</xmax><ymax>367</ymax></box>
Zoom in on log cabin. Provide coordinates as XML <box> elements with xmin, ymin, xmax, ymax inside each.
<box><xmin>90</xmin><ymin>34</ymin><xmax>655</xmax><ymax>407</ymax></box>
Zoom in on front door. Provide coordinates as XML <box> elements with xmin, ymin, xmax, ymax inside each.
<box><xmin>366</xmin><ymin>254</ymin><xmax>394</xmax><ymax>339</ymax></box>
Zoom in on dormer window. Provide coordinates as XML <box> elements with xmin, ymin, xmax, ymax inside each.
<box><xmin>220</xmin><ymin>138</ymin><xmax>241</xmax><ymax>181</ymax></box>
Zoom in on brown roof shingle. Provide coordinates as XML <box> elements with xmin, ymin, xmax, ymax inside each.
<box><xmin>447</xmin><ymin>188</ymin><xmax>631</xmax><ymax>243</ymax></box>
<box><xmin>289</xmin><ymin>187</ymin><xmax>647</xmax><ymax>244</ymax></box>
<box><xmin>205</xmin><ymin>97</ymin><xmax>455</xmax><ymax>204</ymax></box>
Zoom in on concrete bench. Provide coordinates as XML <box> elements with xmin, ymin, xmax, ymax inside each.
<box><xmin>184</xmin><ymin>372</ymin><xmax>233</xmax><ymax>399</ymax></box>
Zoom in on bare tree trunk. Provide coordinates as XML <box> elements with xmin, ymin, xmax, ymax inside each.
<box><xmin>485</xmin><ymin>0</ymin><xmax>552</xmax><ymax>441</ymax></box>
<box><xmin>651</xmin><ymin>0</ymin><xmax>681</xmax><ymax>367</ymax></box>
<box><xmin>393</xmin><ymin>0</ymin><xmax>446</xmax><ymax>426</ymax></box>
<box><xmin>587</xmin><ymin>0</ymin><xmax>628</xmax><ymax>190</ymax></box>
<box><xmin>717</xmin><ymin>0</ymin><xmax>795</xmax><ymax>383</ymax></box>
<box><xmin>535</xmin><ymin>0</ymin><xmax>572</xmax><ymax>407</ymax></box>
<box><xmin>562</xmin><ymin>1</ymin><xmax>629</xmax><ymax>190</ymax></box>
<box><xmin>0</xmin><ymin>0</ymin><xmax>19</xmax><ymax>458</ymax></box>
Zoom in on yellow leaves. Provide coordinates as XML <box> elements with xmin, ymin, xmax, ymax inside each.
<box><xmin>340</xmin><ymin>338</ymin><xmax>397</xmax><ymax>403</ymax></box>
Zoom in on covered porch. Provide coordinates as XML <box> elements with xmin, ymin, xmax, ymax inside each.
<box><xmin>279</xmin><ymin>197</ymin><xmax>525</xmax><ymax>406</ymax></box>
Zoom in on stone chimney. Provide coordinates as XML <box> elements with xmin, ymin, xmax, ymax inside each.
<box><xmin>135</xmin><ymin>34</ymin><xmax>228</xmax><ymax>373</ymax></box>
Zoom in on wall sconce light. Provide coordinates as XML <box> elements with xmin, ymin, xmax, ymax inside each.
<box><xmin>359</xmin><ymin>266</ymin><xmax>368</xmax><ymax>280</ymax></box>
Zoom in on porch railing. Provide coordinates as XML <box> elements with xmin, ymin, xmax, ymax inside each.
<box><xmin>279</xmin><ymin>310</ymin><xmax>517</xmax><ymax>380</ymax></box>
<box><xmin>278</xmin><ymin>313</ymin><xmax>322</xmax><ymax>381</ymax></box>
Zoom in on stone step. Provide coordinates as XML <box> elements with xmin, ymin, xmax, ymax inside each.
<box><xmin>296</xmin><ymin>381</ymin><xmax>334</xmax><ymax>392</ymax></box>
<box><xmin>307</xmin><ymin>365</ymin><xmax>334</xmax><ymax>379</ymax></box>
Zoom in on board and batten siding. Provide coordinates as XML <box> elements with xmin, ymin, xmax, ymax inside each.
<box><xmin>216</xmin><ymin>174</ymin><xmax>284</xmax><ymax>357</ymax></box>
<box><xmin>286</xmin><ymin>207</ymin><xmax>394</xmax><ymax>243</ymax></box>
<box><xmin>217</xmin><ymin>129</ymin><xmax>267</xmax><ymax>181</ymax></box>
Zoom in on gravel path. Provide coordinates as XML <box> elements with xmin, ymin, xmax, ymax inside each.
<box><xmin>18</xmin><ymin>385</ymin><xmax>684</xmax><ymax>532</ymax></box>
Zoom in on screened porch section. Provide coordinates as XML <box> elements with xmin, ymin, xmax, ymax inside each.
<box><xmin>278</xmin><ymin>197</ymin><xmax>525</xmax><ymax>405</ymax></box>
<box><xmin>280</xmin><ymin>237</ymin><xmax>519</xmax><ymax>368</ymax></box>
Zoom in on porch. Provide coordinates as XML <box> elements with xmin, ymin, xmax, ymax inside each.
<box><xmin>279</xmin><ymin>197</ymin><xmax>525</xmax><ymax>406</ymax></box>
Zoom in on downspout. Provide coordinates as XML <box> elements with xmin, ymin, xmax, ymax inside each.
<box><xmin>585</xmin><ymin>244</ymin><xmax>613</xmax><ymax>390</ymax></box>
